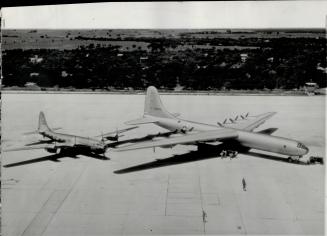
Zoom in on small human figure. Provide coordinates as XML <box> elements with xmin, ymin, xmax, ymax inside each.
<box><xmin>220</xmin><ymin>150</ymin><xmax>227</xmax><ymax>158</ymax></box>
<box><xmin>242</xmin><ymin>178</ymin><xmax>246</xmax><ymax>191</ymax></box>
<box><xmin>229</xmin><ymin>150</ymin><xmax>234</xmax><ymax>159</ymax></box>
<box><xmin>202</xmin><ymin>210</ymin><xmax>207</xmax><ymax>223</ymax></box>
<box><xmin>223</xmin><ymin>150</ymin><xmax>227</xmax><ymax>157</ymax></box>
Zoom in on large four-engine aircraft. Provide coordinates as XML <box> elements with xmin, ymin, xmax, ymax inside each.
<box><xmin>117</xmin><ymin>86</ymin><xmax>309</xmax><ymax>161</ymax></box>
<box><xmin>3</xmin><ymin>112</ymin><xmax>137</xmax><ymax>166</ymax></box>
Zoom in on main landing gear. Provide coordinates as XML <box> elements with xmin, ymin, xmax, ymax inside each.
<box><xmin>220</xmin><ymin>150</ymin><xmax>238</xmax><ymax>159</ymax></box>
<box><xmin>287</xmin><ymin>156</ymin><xmax>301</xmax><ymax>163</ymax></box>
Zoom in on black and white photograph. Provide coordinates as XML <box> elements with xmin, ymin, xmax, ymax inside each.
<box><xmin>1</xmin><ymin>1</ymin><xmax>326</xmax><ymax>235</ymax></box>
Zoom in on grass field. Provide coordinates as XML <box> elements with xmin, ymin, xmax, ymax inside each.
<box><xmin>2</xmin><ymin>29</ymin><xmax>324</xmax><ymax>51</ymax></box>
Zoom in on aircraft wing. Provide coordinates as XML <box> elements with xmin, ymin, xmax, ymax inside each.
<box><xmin>116</xmin><ymin>129</ymin><xmax>238</xmax><ymax>151</ymax></box>
<box><xmin>225</xmin><ymin>112</ymin><xmax>276</xmax><ymax>131</ymax></box>
<box><xmin>3</xmin><ymin>144</ymin><xmax>56</xmax><ymax>152</ymax></box>
<box><xmin>95</xmin><ymin>126</ymin><xmax>138</xmax><ymax>138</ymax></box>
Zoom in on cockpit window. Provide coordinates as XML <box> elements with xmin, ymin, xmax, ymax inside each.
<box><xmin>297</xmin><ymin>143</ymin><xmax>307</xmax><ymax>150</ymax></box>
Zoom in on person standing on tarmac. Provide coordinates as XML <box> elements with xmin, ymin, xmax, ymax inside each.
<box><xmin>242</xmin><ymin>178</ymin><xmax>246</xmax><ymax>191</ymax></box>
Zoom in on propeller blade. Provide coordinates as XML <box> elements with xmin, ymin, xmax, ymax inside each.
<box><xmin>240</xmin><ymin>115</ymin><xmax>245</xmax><ymax>119</ymax></box>
<box><xmin>245</xmin><ymin>112</ymin><xmax>249</xmax><ymax>117</ymax></box>
<box><xmin>229</xmin><ymin>118</ymin><xmax>235</xmax><ymax>123</ymax></box>
<box><xmin>217</xmin><ymin>122</ymin><xmax>223</xmax><ymax>127</ymax></box>
<box><xmin>223</xmin><ymin>119</ymin><xmax>227</xmax><ymax>124</ymax></box>
<box><xmin>235</xmin><ymin>115</ymin><xmax>238</xmax><ymax>120</ymax></box>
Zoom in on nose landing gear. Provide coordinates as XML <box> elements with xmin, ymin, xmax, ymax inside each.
<box><xmin>287</xmin><ymin>156</ymin><xmax>301</xmax><ymax>163</ymax></box>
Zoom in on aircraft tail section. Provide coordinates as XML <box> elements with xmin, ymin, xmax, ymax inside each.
<box><xmin>38</xmin><ymin>111</ymin><xmax>51</xmax><ymax>133</ymax></box>
<box><xmin>144</xmin><ymin>86</ymin><xmax>175</xmax><ymax>119</ymax></box>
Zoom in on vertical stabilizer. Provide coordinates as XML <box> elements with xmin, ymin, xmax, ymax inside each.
<box><xmin>38</xmin><ymin>112</ymin><xmax>51</xmax><ymax>133</ymax></box>
<box><xmin>144</xmin><ymin>86</ymin><xmax>175</xmax><ymax>119</ymax></box>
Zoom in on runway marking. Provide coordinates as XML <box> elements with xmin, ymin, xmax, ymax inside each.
<box><xmin>164</xmin><ymin>175</ymin><xmax>170</xmax><ymax>216</ymax></box>
<box><xmin>228</xmin><ymin>163</ymin><xmax>248</xmax><ymax>235</ymax></box>
<box><xmin>197</xmin><ymin>164</ymin><xmax>206</xmax><ymax>234</ymax></box>
<box><xmin>21</xmin><ymin>165</ymin><xmax>87</xmax><ymax>236</ymax></box>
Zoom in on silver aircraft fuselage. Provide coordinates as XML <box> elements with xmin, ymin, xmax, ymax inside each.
<box><xmin>40</xmin><ymin>129</ymin><xmax>106</xmax><ymax>153</ymax></box>
<box><xmin>147</xmin><ymin>115</ymin><xmax>308</xmax><ymax>157</ymax></box>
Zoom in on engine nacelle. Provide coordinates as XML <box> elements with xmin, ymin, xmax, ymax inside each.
<box><xmin>45</xmin><ymin>148</ymin><xmax>61</xmax><ymax>154</ymax></box>
<box><xmin>161</xmin><ymin>144</ymin><xmax>176</xmax><ymax>149</ymax></box>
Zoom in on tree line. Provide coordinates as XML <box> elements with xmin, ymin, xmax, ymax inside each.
<box><xmin>2</xmin><ymin>37</ymin><xmax>326</xmax><ymax>90</ymax></box>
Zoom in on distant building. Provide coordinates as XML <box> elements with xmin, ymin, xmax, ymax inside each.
<box><xmin>139</xmin><ymin>56</ymin><xmax>148</xmax><ymax>63</ymax></box>
<box><xmin>240</xmin><ymin>53</ymin><xmax>248</xmax><ymax>63</ymax></box>
<box><xmin>174</xmin><ymin>77</ymin><xmax>184</xmax><ymax>91</ymax></box>
<box><xmin>196</xmin><ymin>64</ymin><xmax>208</xmax><ymax>69</ymax></box>
<box><xmin>304</xmin><ymin>82</ymin><xmax>319</xmax><ymax>95</ymax></box>
<box><xmin>25</xmin><ymin>82</ymin><xmax>40</xmax><ymax>90</ymax></box>
<box><xmin>61</xmin><ymin>71</ymin><xmax>71</xmax><ymax>78</ymax></box>
<box><xmin>25</xmin><ymin>82</ymin><xmax>37</xmax><ymax>86</ymax></box>
<box><xmin>29</xmin><ymin>55</ymin><xmax>43</xmax><ymax>64</ymax></box>
<box><xmin>29</xmin><ymin>72</ymin><xmax>39</xmax><ymax>77</ymax></box>
<box><xmin>267</xmin><ymin>57</ymin><xmax>274</xmax><ymax>62</ymax></box>
<box><xmin>231</xmin><ymin>63</ymin><xmax>242</xmax><ymax>69</ymax></box>
<box><xmin>316</xmin><ymin>63</ymin><xmax>327</xmax><ymax>73</ymax></box>
<box><xmin>219</xmin><ymin>62</ymin><xmax>227</xmax><ymax>68</ymax></box>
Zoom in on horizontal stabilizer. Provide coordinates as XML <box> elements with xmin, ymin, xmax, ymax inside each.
<box><xmin>23</xmin><ymin>127</ymin><xmax>60</xmax><ymax>135</ymax></box>
<box><xmin>125</xmin><ymin>117</ymin><xmax>156</xmax><ymax>125</ymax></box>
<box><xmin>116</xmin><ymin>129</ymin><xmax>238</xmax><ymax>151</ymax></box>
<box><xmin>23</xmin><ymin>130</ymin><xmax>39</xmax><ymax>135</ymax></box>
<box><xmin>25</xmin><ymin>140</ymin><xmax>55</xmax><ymax>146</ymax></box>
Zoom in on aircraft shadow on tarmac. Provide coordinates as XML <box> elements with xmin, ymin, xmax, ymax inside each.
<box><xmin>3</xmin><ymin>148</ymin><xmax>305</xmax><ymax>169</ymax></box>
<box><xmin>3</xmin><ymin>152</ymin><xmax>110</xmax><ymax>168</ymax></box>
<box><xmin>114</xmin><ymin>149</ymin><xmax>306</xmax><ymax>174</ymax></box>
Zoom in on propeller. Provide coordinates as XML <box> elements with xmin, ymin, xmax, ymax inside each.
<box><xmin>102</xmin><ymin>128</ymin><xmax>119</xmax><ymax>142</ymax></box>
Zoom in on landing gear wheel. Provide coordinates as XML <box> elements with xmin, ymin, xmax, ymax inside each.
<box><xmin>288</xmin><ymin>157</ymin><xmax>292</xmax><ymax>163</ymax></box>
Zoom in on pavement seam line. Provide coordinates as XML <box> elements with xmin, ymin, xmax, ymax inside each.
<box><xmin>197</xmin><ymin>164</ymin><xmax>206</xmax><ymax>234</ymax></box>
<box><xmin>20</xmin><ymin>164</ymin><xmax>87</xmax><ymax>236</ymax></box>
<box><xmin>165</xmin><ymin>175</ymin><xmax>170</xmax><ymax>216</ymax></box>
<box><xmin>40</xmin><ymin>165</ymin><xmax>88</xmax><ymax>236</ymax></box>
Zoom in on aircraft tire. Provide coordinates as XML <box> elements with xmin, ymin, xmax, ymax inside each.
<box><xmin>288</xmin><ymin>157</ymin><xmax>292</xmax><ymax>163</ymax></box>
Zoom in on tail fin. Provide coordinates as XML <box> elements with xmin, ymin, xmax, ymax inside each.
<box><xmin>144</xmin><ymin>86</ymin><xmax>175</xmax><ymax>119</ymax></box>
<box><xmin>38</xmin><ymin>112</ymin><xmax>51</xmax><ymax>133</ymax></box>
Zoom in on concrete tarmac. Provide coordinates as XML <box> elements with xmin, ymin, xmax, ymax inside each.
<box><xmin>2</xmin><ymin>93</ymin><xmax>325</xmax><ymax>235</ymax></box>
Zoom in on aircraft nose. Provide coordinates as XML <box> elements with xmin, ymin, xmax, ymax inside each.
<box><xmin>301</xmin><ymin>145</ymin><xmax>309</xmax><ymax>155</ymax></box>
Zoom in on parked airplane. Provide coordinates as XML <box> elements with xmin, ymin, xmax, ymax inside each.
<box><xmin>4</xmin><ymin>112</ymin><xmax>137</xmax><ymax>166</ymax></box>
<box><xmin>117</xmin><ymin>86</ymin><xmax>309</xmax><ymax>162</ymax></box>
